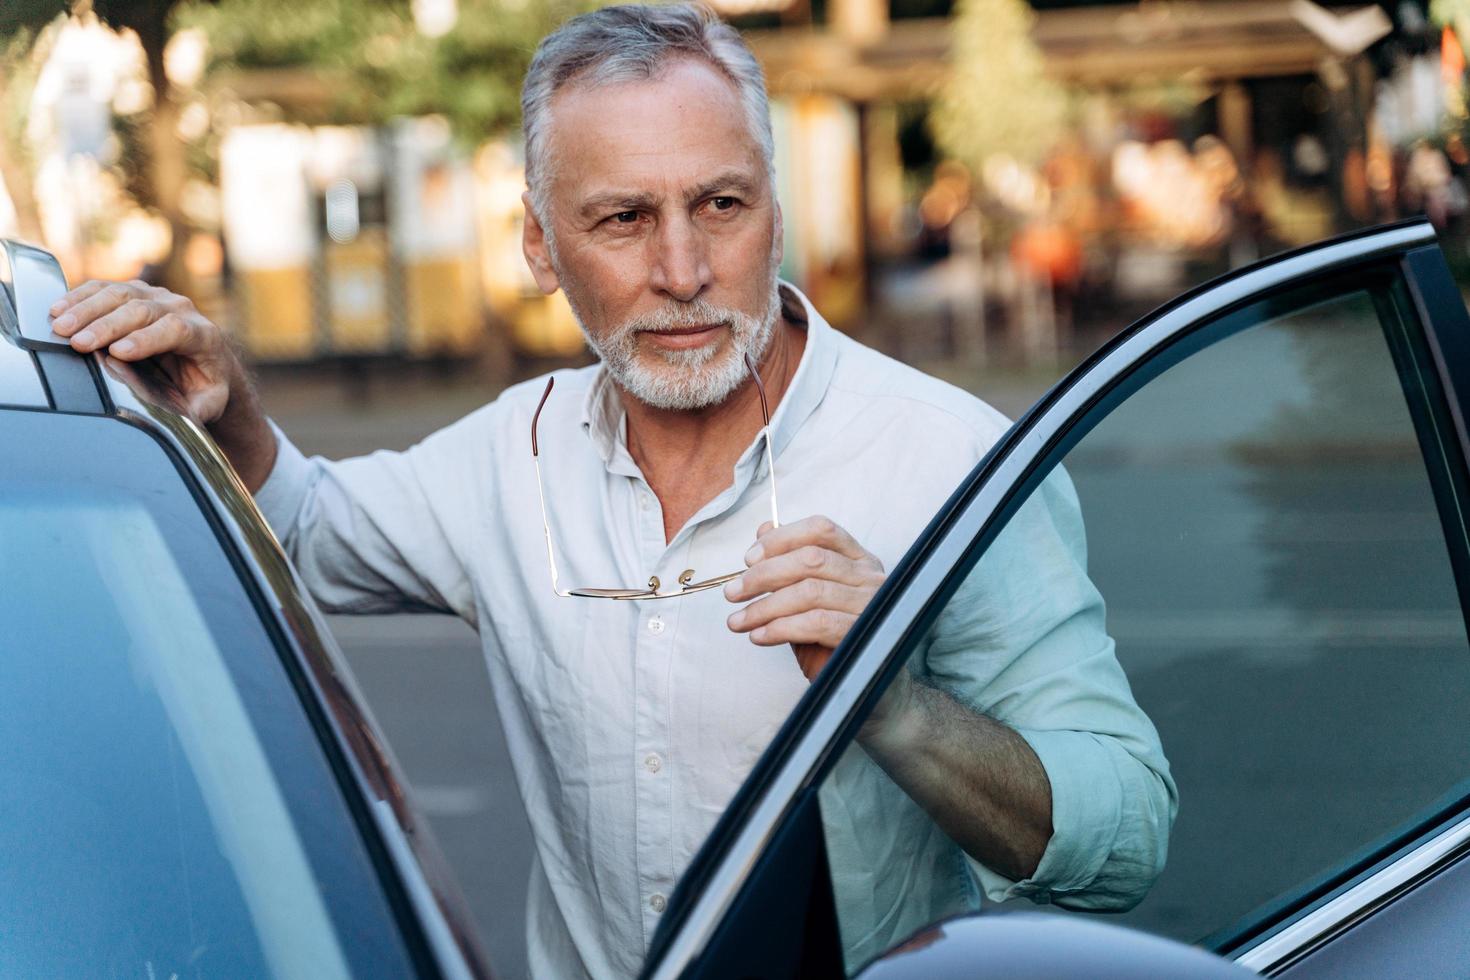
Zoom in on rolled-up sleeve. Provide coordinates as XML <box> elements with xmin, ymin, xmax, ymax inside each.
<box><xmin>923</xmin><ymin>467</ymin><xmax>1177</xmax><ymax>910</ymax></box>
<box><xmin>254</xmin><ymin>416</ymin><xmax>484</xmax><ymax>624</ymax></box>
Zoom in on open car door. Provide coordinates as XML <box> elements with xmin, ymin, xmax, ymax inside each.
<box><xmin>642</xmin><ymin>219</ymin><xmax>1470</xmax><ymax>979</ymax></box>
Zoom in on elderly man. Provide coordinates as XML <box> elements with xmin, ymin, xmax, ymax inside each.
<box><xmin>47</xmin><ymin>4</ymin><xmax>1173</xmax><ymax>977</ymax></box>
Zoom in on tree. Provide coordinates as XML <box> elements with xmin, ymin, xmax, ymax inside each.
<box><xmin>92</xmin><ymin>0</ymin><xmax>215</xmax><ymax>292</ymax></box>
<box><xmin>182</xmin><ymin>0</ymin><xmax>597</xmax><ymax>142</ymax></box>
<box><xmin>3</xmin><ymin>0</ymin><xmax>597</xmax><ymax>285</ymax></box>
<box><xmin>0</xmin><ymin>1</ymin><xmax>66</xmax><ymax>244</ymax></box>
<box><xmin>930</xmin><ymin>0</ymin><xmax>1066</xmax><ymax>174</ymax></box>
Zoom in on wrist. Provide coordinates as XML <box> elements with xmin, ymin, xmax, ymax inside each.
<box><xmin>208</xmin><ymin>370</ymin><xmax>277</xmax><ymax>493</ymax></box>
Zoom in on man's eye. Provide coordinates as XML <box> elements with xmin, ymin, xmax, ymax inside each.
<box><xmin>612</xmin><ymin>211</ymin><xmax>639</xmax><ymax>224</ymax></box>
<box><xmin>711</xmin><ymin>197</ymin><xmax>736</xmax><ymax>211</ymax></box>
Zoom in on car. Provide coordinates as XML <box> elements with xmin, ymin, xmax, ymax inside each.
<box><xmin>0</xmin><ymin>239</ymin><xmax>493</xmax><ymax>979</ymax></box>
<box><xmin>3</xmin><ymin>218</ymin><xmax>1467</xmax><ymax>979</ymax></box>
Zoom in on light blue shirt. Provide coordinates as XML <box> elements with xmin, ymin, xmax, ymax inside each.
<box><xmin>256</xmin><ymin>283</ymin><xmax>1175</xmax><ymax>979</ymax></box>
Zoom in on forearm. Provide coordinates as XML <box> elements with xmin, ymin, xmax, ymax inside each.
<box><xmin>859</xmin><ymin>673</ymin><xmax>1053</xmax><ymax>882</ymax></box>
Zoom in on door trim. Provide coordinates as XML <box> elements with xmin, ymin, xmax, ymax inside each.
<box><xmin>1236</xmin><ymin>813</ymin><xmax>1470</xmax><ymax>974</ymax></box>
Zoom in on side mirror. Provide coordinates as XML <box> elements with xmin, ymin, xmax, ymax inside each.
<box><xmin>858</xmin><ymin>912</ymin><xmax>1254</xmax><ymax>979</ymax></box>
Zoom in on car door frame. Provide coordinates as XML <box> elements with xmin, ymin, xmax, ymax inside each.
<box><xmin>643</xmin><ymin>218</ymin><xmax>1470</xmax><ymax>978</ymax></box>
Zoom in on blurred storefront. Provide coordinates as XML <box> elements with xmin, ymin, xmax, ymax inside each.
<box><xmin>7</xmin><ymin>2</ymin><xmax>1463</xmax><ymax>367</ymax></box>
<box><xmin>734</xmin><ymin>0</ymin><xmax>1410</xmax><ymax>354</ymax></box>
<box><xmin>221</xmin><ymin>118</ymin><xmax>485</xmax><ymax>361</ymax></box>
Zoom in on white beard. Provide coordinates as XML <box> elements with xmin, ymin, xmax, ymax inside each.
<box><xmin>564</xmin><ymin>261</ymin><xmax>783</xmax><ymax>411</ymax></box>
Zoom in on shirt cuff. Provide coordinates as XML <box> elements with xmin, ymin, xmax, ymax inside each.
<box><xmin>254</xmin><ymin>419</ymin><xmax>313</xmax><ymax>537</ymax></box>
<box><xmin>972</xmin><ymin>728</ymin><xmax>1123</xmax><ymax>903</ymax></box>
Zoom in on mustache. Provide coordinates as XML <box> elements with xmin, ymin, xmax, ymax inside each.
<box><xmin>619</xmin><ymin>301</ymin><xmax>750</xmax><ymax>335</ymax></box>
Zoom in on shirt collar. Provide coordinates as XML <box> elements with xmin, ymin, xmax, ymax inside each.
<box><xmin>579</xmin><ymin>281</ymin><xmax>841</xmax><ymax>472</ymax></box>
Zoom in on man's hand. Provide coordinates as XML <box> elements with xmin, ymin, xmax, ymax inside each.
<box><xmin>49</xmin><ymin>279</ymin><xmax>240</xmax><ymax>424</ymax></box>
<box><xmin>726</xmin><ymin>518</ymin><xmax>1052</xmax><ymax>880</ymax></box>
<box><xmin>48</xmin><ymin>279</ymin><xmax>277</xmax><ymax>491</ymax></box>
<box><xmin>724</xmin><ymin>515</ymin><xmax>885</xmax><ymax>680</ymax></box>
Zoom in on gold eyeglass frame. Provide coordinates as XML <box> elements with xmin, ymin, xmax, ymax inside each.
<box><xmin>530</xmin><ymin>353</ymin><xmax>781</xmax><ymax>600</ymax></box>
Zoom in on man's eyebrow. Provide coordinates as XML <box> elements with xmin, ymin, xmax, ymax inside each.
<box><xmin>686</xmin><ymin>172</ymin><xmax>760</xmax><ymax>202</ymax></box>
<box><xmin>577</xmin><ymin>191</ymin><xmax>659</xmax><ymax>219</ymax></box>
<box><xmin>576</xmin><ymin>172</ymin><xmax>762</xmax><ymax>220</ymax></box>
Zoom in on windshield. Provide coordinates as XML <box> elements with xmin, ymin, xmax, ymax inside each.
<box><xmin>0</xmin><ymin>410</ymin><xmax>417</xmax><ymax>978</ymax></box>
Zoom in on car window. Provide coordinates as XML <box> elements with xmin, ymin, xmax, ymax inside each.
<box><xmin>0</xmin><ymin>334</ymin><xmax>48</xmax><ymax>408</ymax></box>
<box><xmin>808</xmin><ymin>275</ymin><xmax>1470</xmax><ymax>972</ymax></box>
<box><xmin>0</xmin><ymin>409</ymin><xmax>419</xmax><ymax>978</ymax></box>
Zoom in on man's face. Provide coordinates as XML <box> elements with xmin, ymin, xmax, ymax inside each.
<box><xmin>523</xmin><ymin>57</ymin><xmax>783</xmax><ymax>411</ymax></box>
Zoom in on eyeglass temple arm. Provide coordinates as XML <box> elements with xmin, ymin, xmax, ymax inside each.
<box><xmin>745</xmin><ymin>353</ymin><xmax>780</xmax><ymax>529</ymax></box>
<box><xmin>531</xmin><ymin>377</ymin><xmax>572</xmax><ymax>597</ymax></box>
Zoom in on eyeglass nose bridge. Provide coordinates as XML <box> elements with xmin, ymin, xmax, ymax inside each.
<box><xmin>641</xmin><ymin>570</ymin><xmax>695</xmax><ymax>596</ymax></box>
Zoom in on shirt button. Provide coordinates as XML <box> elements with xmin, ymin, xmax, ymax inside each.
<box><xmin>647</xmin><ymin>615</ymin><xmax>665</xmax><ymax>635</ymax></box>
<box><xmin>639</xmin><ymin>492</ymin><xmax>652</xmax><ymax>510</ymax></box>
<box><xmin>649</xmin><ymin>893</ymin><xmax>667</xmax><ymax>914</ymax></box>
<box><xmin>644</xmin><ymin>753</ymin><xmax>663</xmax><ymax>773</ymax></box>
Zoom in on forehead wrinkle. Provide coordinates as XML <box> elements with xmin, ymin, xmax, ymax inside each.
<box><xmin>544</xmin><ymin>60</ymin><xmax>764</xmax><ymax>208</ymax></box>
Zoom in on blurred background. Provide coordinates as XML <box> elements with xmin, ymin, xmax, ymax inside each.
<box><xmin>5</xmin><ymin>0</ymin><xmax>1470</xmax><ymax>975</ymax></box>
<box><xmin>7</xmin><ymin>0</ymin><xmax>1469</xmax><ymax>381</ymax></box>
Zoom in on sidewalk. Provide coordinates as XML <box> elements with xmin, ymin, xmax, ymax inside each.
<box><xmin>258</xmin><ymin>349</ymin><xmax>1072</xmax><ymax>460</ymax></box>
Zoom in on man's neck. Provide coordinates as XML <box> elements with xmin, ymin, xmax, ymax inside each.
<box><xmin>620</xmin><ymin>316</ymin><xmax>807</xmax><ymax>542</ymax></box>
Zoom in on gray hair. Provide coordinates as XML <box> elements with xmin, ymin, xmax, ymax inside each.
<box><xmin>521</xmin><ymin>3</ymin><xmax>775</xmax><ymax>231</ymax></box>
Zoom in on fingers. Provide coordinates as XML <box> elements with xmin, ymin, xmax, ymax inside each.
<box><xmin>73</xmin><ymin>298</ymin><xmax>163</xmax><ymax>353</ymax></box>
<box><xmin>724</xmin><ymin>544</ymin><xmax>881</xmax><ymax>602</ymax></box>
<box><xmin>726</xmin><ymin>514</ymin><xmax>886</xmax><ymax>656</ymax></box>
<box><xmin>745</xmin><ymin>514</ymin><xmax>875</xmax><ymax>567</ymax></box>
<box><xmin>46</xmin><ymin>279</ymin><xmax>216</xmax><ymax>361</ymax></box>
<box><xmin>736</xmin><ymin>606</ymin><xmax>859</xmax><ymax>649</ymax></box>
<box><xmin>727</xmin><ymin>578</ymin><xmax>871</xmax><ymax>640</ymax></box>
<box><xmin>50</xmin><ymin>280</ymin><xmax>148</xmax><ymax>343</ymax></box>
<box><xmin>104</xmin><ymin>313</ymin><xmax>192</xmax><ymax>361</ymax></box>
<box><xmin>50</xmin><ymin>279</ymin><xmax>112</xmax><ymax>318</ymax></box>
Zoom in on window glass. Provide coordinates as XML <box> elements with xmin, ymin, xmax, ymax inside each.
<box><xmin>815</xmin><ymin>286</ymin><xmax>1470</xmax><ymax>972</ymax></box>
<box><xmin>0</xmin><ymin>411</ymin><xmax>416</xmax><ymax>977</ymax></box>
<box><xmin>0</xmin><ymin>336</ymin><xmax>47</xmax><ymax>407</ymax></box>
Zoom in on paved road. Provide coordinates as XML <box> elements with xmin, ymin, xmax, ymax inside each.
<box><xmin>325</xmin><ymin>614</ymin><xmax>533</xmax><ymax>978</ymax></box>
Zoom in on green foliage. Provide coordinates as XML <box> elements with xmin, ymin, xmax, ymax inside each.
<box><xmin>1431</xmin><ymin>0</ymin><xmax>1470</xmax><ymax>28</ymax></box>
<box><xmin>0</xmin><ymin>1</ymin><xmax>65</xmax><ymax>35</ymax></box>
<box><xmin>0</xmin><ymin>15</ymin><xmax>65</xmax><ymax>168</ymax></box>
<box><xmin>931</xmin><ymin>0</ymin><xmax>1066</xmax><ymax>171</ymax></box>
<box><xmin>180</xmin><ymin>0</ymin><xmax>600</xmax><ymax>141</ymax></box>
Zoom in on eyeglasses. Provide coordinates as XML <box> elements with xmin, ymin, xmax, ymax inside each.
<box><xmin>531</xmin><ymin>353</ymin><xmax>781</xmax><ymax>600</ymax></box>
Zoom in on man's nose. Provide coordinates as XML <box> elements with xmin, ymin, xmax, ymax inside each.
<box><xmin>649</xmin><ymin>215</ymin><xmax>711</xmax><ymax>303</ymax></box>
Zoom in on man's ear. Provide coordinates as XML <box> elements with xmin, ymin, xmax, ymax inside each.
<box><xmin>521</xmin><ymin>191</ymin><xmax>561</xmax><ymax>295</ymax></box>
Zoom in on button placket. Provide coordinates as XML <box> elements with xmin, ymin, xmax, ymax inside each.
<box><xmin>632</xmin><ymin>540</ymin><xmax>682</xmax><ymax>948</ymax></box>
